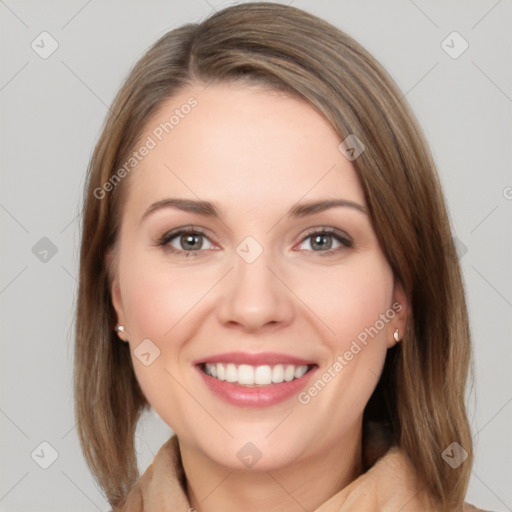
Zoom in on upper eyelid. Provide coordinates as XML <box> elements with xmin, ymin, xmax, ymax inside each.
<box><xmin>159</xmin><ymin>226</ymin><xmax>215</xmax><ymax>246</ymax></box>
<box><xmin>300</xmin><ymin>226</ymin><xmax>352</xmax><ymax>240</ymax></box>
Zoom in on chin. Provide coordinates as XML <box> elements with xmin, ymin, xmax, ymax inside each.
<box><xmin>196</xmin><ymin>432</ymin><xmax>305</xmax><ymax>472</ymax></box>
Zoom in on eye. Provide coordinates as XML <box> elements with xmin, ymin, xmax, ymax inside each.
<box><xmin>157</xmin><ymin>228</ymin><xmax>215</xmax><ymax>256</ymax></box>
<box><xmin>155</xmin><ymin>226</ymin><xmax>352</xmax><ymax>257</ymax></box>
<box><xmin>297</xmin><ymin>228</ymin><xmax>352</xmax><ymax>256</ymax></box>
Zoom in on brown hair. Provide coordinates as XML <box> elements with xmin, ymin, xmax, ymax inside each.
<box><xmin>74</xmin><ymin>3</ymin><xmax>473</xmax><ymax>510</ymax></box>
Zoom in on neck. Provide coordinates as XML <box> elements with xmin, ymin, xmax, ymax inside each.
<box><xmin>180</xmin><ymin>427</ymin><xmax>363</xmax><ymax>512</ymax></box>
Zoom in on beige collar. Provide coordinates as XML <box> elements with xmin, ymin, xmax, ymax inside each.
<box><xmin>119</xmin><ymin>435</ymin><xmax>487</xmax><ymax>512</ymax></box>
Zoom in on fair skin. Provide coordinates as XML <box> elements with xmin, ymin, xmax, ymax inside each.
<box><xmin>111</xmin><ymin>82</ymin><xmax>407</xmax><ymax>512</ymax></box>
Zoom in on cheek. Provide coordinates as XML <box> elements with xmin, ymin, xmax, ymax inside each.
<box><xmin>341</xmin><ymin>269</ymin><xmax>393</xmax><ymax>343</ymax></box>
<box><xmin>117</xmin><ymin>249</ymin><xmax>208</xmax><ymax>429</ymax></box>
<box><xmin>117</xmin><ymin>248</ymin><xmax>217</xmax><ymax>414</ymax></box>
<box><xmin>295</xmin><ymin>265</ymin><xmax>392</xmax><ymax>418</ymax></box>
<box><xmin>292</xmin><ymin>254</ymin><xmax>394</xmax><ymax>345</ymax></box>
<box><xmin>118</xmin><ymin>247</ymin><xmax>213</xmax><ymax>342</ymax></box>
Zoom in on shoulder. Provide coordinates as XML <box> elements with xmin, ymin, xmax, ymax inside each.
<box><xmin>115</xmin><ymin>435</ymin><xmax>190</xmax><ymax>511</ymax></box>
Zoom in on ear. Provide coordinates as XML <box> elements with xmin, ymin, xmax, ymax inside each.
<box><xmin>387</xmin><ymin>279</ymin><xmax>408</xmax><ymax>348</ymax></box>
<box><xmin>107</xmin><ymin>249</ymin><xmax>129</xmax><ymax>342</ymax></box>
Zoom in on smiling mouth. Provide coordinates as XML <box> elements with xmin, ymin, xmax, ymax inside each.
<box><xmin>199</xmin><ymin>362</ymin><xmax>316</xmax><ymax>387</ymax></box>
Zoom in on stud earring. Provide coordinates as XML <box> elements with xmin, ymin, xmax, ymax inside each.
<box><xmin>115</xmin><ymin>325</ymin><xmax>129</xmax><ymax>343</ymax></box>
<box><xmin>393</xmin><ymin>328</ymin><xmax>400</xmax><ymax>344</ymax></box>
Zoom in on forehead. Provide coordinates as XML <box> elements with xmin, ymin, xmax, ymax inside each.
<box><xmin>123</xmin><ymin>82</ymin><xmax>365</xmax><ymax>219</ymax></box>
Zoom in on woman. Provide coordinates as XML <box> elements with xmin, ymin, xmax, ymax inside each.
<box><xmin>74</xmin><ymin>3</ymin><xmax>490</xmax><ymax>511</ymax></box>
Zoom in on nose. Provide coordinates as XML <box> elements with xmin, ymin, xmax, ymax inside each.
<box><xmin>216</xmin><ymin>246</ymin><xmax>295</xmax><ymax>333</ymax></box>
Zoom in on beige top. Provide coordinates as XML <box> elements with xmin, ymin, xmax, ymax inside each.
<box><xmin>117</xmin><ymin>435</ymin><xmax>491</xmax><ymax>512</ymax></box>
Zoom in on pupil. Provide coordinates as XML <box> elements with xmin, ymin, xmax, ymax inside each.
<box><xmin>312</xmin><ymin>234</ymin><xmax>332</xmax><ymax>250</ymax></box>
<box><xmin>182</xmin><ymin>233</ymin><xmax>201</xmax><ymax>250</ymax></box>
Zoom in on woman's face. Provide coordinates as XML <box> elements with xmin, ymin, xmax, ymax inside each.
<box><xmin>111</xmin><ymin>82</ymin><xmax>406</xmax><ymax>471</ymax></box>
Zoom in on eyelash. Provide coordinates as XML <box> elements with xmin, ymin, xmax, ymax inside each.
<box><xmin>155</xmin><ymin>226</ymin><xmax>353</xmax><ymax>258</ymax></box>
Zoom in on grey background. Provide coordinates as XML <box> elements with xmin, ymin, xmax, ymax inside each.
<box><xmin>1</xmin><ymin>0</ymin><xmax>511</xmax><ymax>510</ymax></box>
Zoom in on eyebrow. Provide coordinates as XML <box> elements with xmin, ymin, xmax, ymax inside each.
<box><xmin>140</xmin><ymin>197</ymin><xmax>367</xmax><ymax>224</ymax></box>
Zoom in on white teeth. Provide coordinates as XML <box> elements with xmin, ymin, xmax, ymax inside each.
<box><xmin>238</xmin><ymin>364</ymin><xmax>254</xmax><ymax>385</ymax></box>
<box><xmin>271</xmin><ymin>364</ymin><xmax>285</xmax><ymax>383</ymax></box>
<box><xmin>254</xmin><ymin>365</ymin><xmax>272</xmax><ymax>385</ymax></box>
<box><xmin>294</xmin><ymin>365</ymin><xmax>308</xmax><ymax>378</ymax></box>
<box><xmin>284</xmin><ymin>365</ymin><xmax>295</xmax><ymax>382</ymax></box>
<box><xmin>203</xmin><ymin>363</ymin><xmax>310</xmax><ymax>386</ymax></box>
<box><xmin>216</xmin><ymin>363</ymin><xmax>226</xmax><ymax>381</ymax></box>
<box><xmin>225</xmin><ymin>363</ymin><xmax>237</xmax><ymax>383</ymax></box>
<box><xmin>205</xmin><ymin>363</ymin><xmax>217</xmax><ymax>378</ymax></box>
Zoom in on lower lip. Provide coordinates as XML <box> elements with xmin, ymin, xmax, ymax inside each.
<box><xmin>196</xmin><ymin>366</ymin><xmax>317</xmax><ymax>408</ymax></box>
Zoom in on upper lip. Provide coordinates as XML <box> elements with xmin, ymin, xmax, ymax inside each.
<box><xmin>194</xmin><ymin>352</ymin><xmax>316</xmax><ymax>366</ymax></box>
